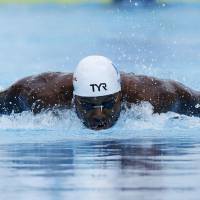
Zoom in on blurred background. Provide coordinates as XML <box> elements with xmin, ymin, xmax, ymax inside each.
<box><xmin>0</xmin><ymin>0</ymin><xmax>200</xmax><ymax>88</ymax></box>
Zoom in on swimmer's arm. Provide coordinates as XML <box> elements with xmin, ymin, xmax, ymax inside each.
<box><xmin>29</xmin><ymin>72</ymin><xmax>74</xmax><ymax>113</ymax></box>
<box><xmin>121</xmin><ymin>73</ymin><xmax>200</xmax><ymax>116</ymax></box>
<box><xmin>0</xmin><ymin>90</ymin><xmax>10</xmax><ymax>114</ymax></box>
<box><xmin>0</xmin><ymin>72</ymin><xmax>74</xmax><ymax>115</ymax></box>
<box><xmin>0</xmin><ymin>88</ymin><xmax>25</xmax><ymax>114</ymax></box>
<box><xmin>170</xmin><ymin>81</ymin><xmax>200</xmax><ymax>116</ymax></box>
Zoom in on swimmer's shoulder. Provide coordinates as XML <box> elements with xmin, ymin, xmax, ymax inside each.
<box><xmin>120</xmin><ymin>71</ymin><xmax>140</xmax><ymax>84</ymax></box>
<box><xmin>120</xmin><ymin>72</ymin><xmax>173</xmax><ymax>94</ymax></box>
<box><xmin>11</xmin><ymin>72</ymin><xmax>72</xmax><ymax>87</ymax></box>
<box><xmin>3</xmin><ymin>72</ymin><xmax>73</xmax><ymax>96</ymax></box>
<box><xmin>120</xmin><ymin>71</ymin><xmax>171</xmax><ymax>84</ymax></box>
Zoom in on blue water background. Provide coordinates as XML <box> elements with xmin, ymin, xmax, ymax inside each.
<box><xmin>0</xmin><ymin>3</ymin><xmax>200</xmax><ymax>200</ymax></box>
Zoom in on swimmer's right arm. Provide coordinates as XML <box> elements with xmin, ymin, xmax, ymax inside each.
<box><xmin>0</xmin><ymin>88</ymin><xmax>25</xmax><ymax>114</ymax></box>
<box><xmin>0</xmin><ymin>90</ymin><xmax>11</xmax><ymax>114</ymax></box>
<box><xmin>0</xmin><ymin>72</ymin><xmax>74</xmax><ymax>115</ymax></box>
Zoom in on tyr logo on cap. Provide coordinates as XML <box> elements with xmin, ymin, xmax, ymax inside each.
<box><xmin>90</xmin><ymin>83</ymin><xmax>107</xmax><ymax>92</ymax></box>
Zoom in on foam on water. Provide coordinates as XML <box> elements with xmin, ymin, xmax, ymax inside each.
<box><xmin>0</xmin><ymin>102</ymin><xmax>200</xmax><ymax>133</ymax></box>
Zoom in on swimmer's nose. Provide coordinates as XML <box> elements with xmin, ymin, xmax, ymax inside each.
<box><xmin>92</xmin><ymin>108</ymin><xmax>107</xmax><ymax>126</ymax></box>
<box><xmin>94</xmin><ymin>106</ymin><xmax>106</xmax><ymax>115</ymax></box>
<box><xmin>93</xmin><ymin>115</ymin><xmax>106</xmax><ymax>123</ymax></box>
<box><xmin>94</xmin><ymin>106</ymin><xmax>103</xmax><ymax>113</ymax></box>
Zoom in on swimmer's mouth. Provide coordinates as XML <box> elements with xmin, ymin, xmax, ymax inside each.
<box><xmin>83</xmin><ymin>120</ymin><xmax>109</xmax><ymax>130</ymax></box>
<box><xmin>89</xmin><ymin>120</ymin><xmax>114</xmax><ymax>130</ymax></box>
<box><xmin>83</xmin><ymin>116</ymin><xmax>119</xmax><ymax>130</ymax></box>
<box><xmin>94</xmin><ymin>123</ymin><xmax>107</xmax><ymax>130</ymax></box>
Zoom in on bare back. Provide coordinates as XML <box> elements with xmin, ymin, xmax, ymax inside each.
<box><xmin>0</xmin><ymin>72</ymin><xmax>200</xmax><ymax>116</ymax></box>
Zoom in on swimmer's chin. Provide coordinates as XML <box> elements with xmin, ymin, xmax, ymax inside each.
<box><xmin>83</xmin><ymin>122</ymin><xmax>114</xmax><ymax>131</ymax></box>
<box><xmin>90</xmin><ymin>125</ymin><xmax>110</xmax><ymax>131</ymax></box>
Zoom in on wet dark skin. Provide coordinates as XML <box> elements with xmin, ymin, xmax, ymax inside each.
<box><xmin>0</xmin><ymin>72</ymin><xmax>200</xmax><ymax>130</ymax></box>
<box><xmin>75</xmin><ymin>93</ymin><xmax>122</xmax><ymax>130</ymax></box>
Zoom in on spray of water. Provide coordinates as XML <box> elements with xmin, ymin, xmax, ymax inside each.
<box><xmin>0</xmin><ymin>102</ymin><xmax>199</xmax><ymax>133</ymax></box>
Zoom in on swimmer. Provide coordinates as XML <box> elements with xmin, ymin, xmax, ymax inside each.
<box><xmin>0</xmin><ymin>55</ymin><xmax>200</xmax><ymax>130</ymax></box>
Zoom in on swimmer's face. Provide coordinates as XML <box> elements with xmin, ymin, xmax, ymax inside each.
<box><xmin>74</xmin><ymin>92</ymin><xmax>122</xmax><ymax>130</ymax></box>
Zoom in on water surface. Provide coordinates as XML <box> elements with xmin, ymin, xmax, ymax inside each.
<box><xmin>0</xmin><ymin>3</ymin><xmax>200</xmax><ymax>200</ymax></box>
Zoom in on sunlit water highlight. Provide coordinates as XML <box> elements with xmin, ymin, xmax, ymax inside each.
<box><xmin>0</xmin><ymin>3</ymin><xmax>200</xmax><ymax>200</ymax></box>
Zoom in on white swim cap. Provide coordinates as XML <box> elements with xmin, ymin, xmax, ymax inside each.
<box><xmin>73</xmin><ymin>55</ymin><xmax>121</xmax><ymax>97</ymax></box>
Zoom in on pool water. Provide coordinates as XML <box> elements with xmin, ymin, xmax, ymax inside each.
<box><xmin>0</xmin><ymin>3</ymin><xmax>200</xmax><ymax>200</ymax></box>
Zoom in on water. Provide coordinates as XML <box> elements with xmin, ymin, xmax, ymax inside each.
<box><xmin>0</xmin><ymin>3</ymin><xmax>200</xmax><ymax>200</ymax></box>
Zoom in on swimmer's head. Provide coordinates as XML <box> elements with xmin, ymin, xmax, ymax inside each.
<box><xmin>73</xmin><ymin>55</ymin><xmax>122</xmax><ymax>130</ymax></box>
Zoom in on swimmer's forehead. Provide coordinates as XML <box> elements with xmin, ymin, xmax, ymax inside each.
<box><xmin>76</xmin><ymin>92</ymin><xmax>119</xmax><ymax>103</ymax></box>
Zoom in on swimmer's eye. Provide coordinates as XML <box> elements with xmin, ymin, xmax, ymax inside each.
<box><xmin>76</xmin><ymin>99</ymin><xmax>94</xmax><ymax>111</ymax></box>
<box><xmin>102</xmin><ymin>99</ymin><xmax>115</xmax><ymax>109</ymax></box>
<box><xmin>102</xmin><ymin>96</ymin><xmax>120</xmax><ymax>109</ymax></box>
<box><xmin>80</xmin><ymin>102</ymin><xmax>95</xmax><ymax>111</ymax></box>
<box><xmin>76</xmin><ymin>96</ymin><xmax>119</xmax><ymax>111</ymax></box>
<box><xmin>79</xmin><ymin>101</ymin><xmax>112</xmax><ymax>111</ymax></box>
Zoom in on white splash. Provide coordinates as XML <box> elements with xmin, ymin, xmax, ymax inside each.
<box><xmin>115</xmin><ymin>102</ymin><xmax>200</xmax><ymax>131</ymax></box>
<box><xmin>0</xmin><ymin>102</ymin><xmax>200</xmax><ymax>132</ymax></box>
<box><xmin>0</xmin><ymin>109</ymin><xmax>83</xmax><ymax>131</ymax></box>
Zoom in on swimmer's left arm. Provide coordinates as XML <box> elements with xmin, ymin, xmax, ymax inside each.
<box><xmin>121</xmin><ymin>72</ymin><xmax>200</xmax><ymax>116</ymax></box>
<box><xmin>170</xmin><ymin>81</ymin><xmax>200</xmax><ymax>116</ymax></box>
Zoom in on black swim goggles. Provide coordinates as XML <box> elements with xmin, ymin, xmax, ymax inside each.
<box><xmin>76</xmin><ymin>96</ymin><xmax>119</xmax><ymax>111</ymax></box>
